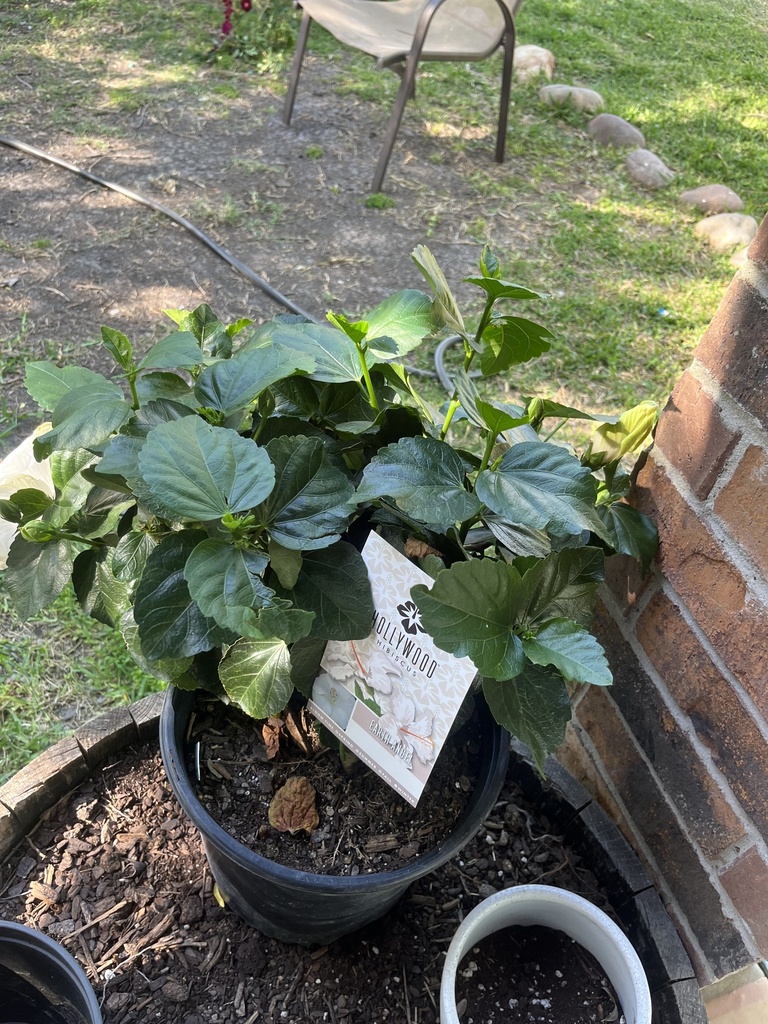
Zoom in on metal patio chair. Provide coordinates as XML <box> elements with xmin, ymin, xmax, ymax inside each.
<box><xmin>282</xmin><ymin>0</ymin><xmax>522</xmax><ymax>192</ymax></box>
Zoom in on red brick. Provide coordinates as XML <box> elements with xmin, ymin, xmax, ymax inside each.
<box><xmin>715</xmin><ymin>445</ymin><xmax>768</xmax><ymax>578</ymax></box>
<box><xmin>746</xmin><ymin>212</ymin><xmax>768</xmax><ymax>271</ymax></box>
<box><xmin>695</xmin><ymin>275</ymin><xmax>768</xmax><ymax>430</ymax></box>
<box><xmin>594</xmin><ymin>603</ymin><xmax>746</xmax><ymax>857</ymax></box>
<box><xmin>720</xmin><ymin>846</ymin><xmax>768</xmax><ymax>951</ymax></box>
<box><xmin>603</xmin><ymin>552</ymin><xmax>655</xmax><ymax>615</ymax></box>
<box><xmin>574</xmin><ymin>687</ymin><xmax>749</xmax><ymax>975</ymax></box>
<box><xmin>655</xmin><ymin>371</ymin><xmax>741</xmax><ymax>499</ymax></box>
<box><xmin>636</xmin><ymin>591</ymin><xmax>768</xmax><ymax>839</ymax></box>
<box><xmin>634</xmin><ymin>456</ymin><xmax>768</xmax><ymax>716</ymax></box>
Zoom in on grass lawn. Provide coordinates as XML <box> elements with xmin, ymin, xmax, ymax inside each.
<box><xmin>0</xmin><ymin>0</ymin><xmax>766</xmax><ymax>776</ymax></box>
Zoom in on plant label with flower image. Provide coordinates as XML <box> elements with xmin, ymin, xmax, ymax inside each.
<box><xmin>308</xmin><ymin>532</ymin><xmax>478</xmax><ymax>806</ymax></box>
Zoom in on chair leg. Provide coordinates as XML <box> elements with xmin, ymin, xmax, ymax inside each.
<box><xmin>371</xmin><ymin>58</ymin><xmax>418</xmax><ymax>193</ymax></box>
<box><xmin>283</xmin><ymin>11</ymin><xmax>312</xmax><ymax>127</ymax></box>
<box><xmin>495</xmin><ymin>25</ymin><xmax>515</xmax><ymax>164</ymax></box>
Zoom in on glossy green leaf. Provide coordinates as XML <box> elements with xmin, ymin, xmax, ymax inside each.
<box><xmin>484</xmin><ymin>516</ymin><xmax>551</xmax><ymax>558</ymax></box>
<box><xmin>113</xmin><ymin>529</ymin><xmax>157</xmax><ymax>582</ymax></box>
<box><xmin>101</xmin><ymin>327</ymin><xmax>133</xmax><ymax>371</ymax></box>
<box><xmin>271</xmin><ymin>321</ymin><xmax>368</xmax><ymax>383</ymax></box>
<box><xmin>195</xmin><ymin>345</ymin><xmax>315</xmax><ymax>416</ymax></box>
<box><xmin>120</xmin><ymin>609</ymin><xmax>193</xmax><ymax>683</ymax></box>
<box><xmin>96</xmin><ymin>435</ymin><xmax>145</xmax><ymax>478</ymax></box>
<box><xmin>78</xmin><ymin>487</ymin><xmax>134</xmax><ymax>539</ymax></box>
<box><xmin>526</xmin><ymin>398</ymin><xmax>596</xmax><ymax>431</ymax></box>
<box><xmin>595</xmin><ymin>502</ymin><xmax>658</xmax><ymax>574</ymax></box>
<box><xmin>268</xmin><ymin>540</ymin><xmax>302</xmax><ymax>589</ymax></box>
<box><xmin>174</xmin><ymin>304</ymin><xmax>231</xmax><ymax>357</ymax></box>
<box><xmin>464</xmin><ymin>277</ymin><xmax>543</xmax><ymax>302</ymax></box>
<box><xmin>134</xmin><ymin>372</ymin><xmax>196</xmax><ymax>407</ymax></box>
<box><xmin>4</xmin><ymin>536</ymin><xmax>74</xmax><ymax>619</ymax></box>
<box><xmin>0</xmin><ymin>488</ymin><xmax>53</xmax><ymax>524</ymax></box>
<box><xmin>364</xmin><ymin>289</ymin><xmax>432</xmax><ymax>357</ymax></box>
<box><xmin>412</xmin><ymin>559</ymin><xmax>527</xmax><ymax>680</ymax></box>
<box><xmin>411</xmin><ymin>245</ymin><xmax>465</xmax><ymax>333</ymax></box>
<box><xmin>35</xmin><ymin>381</ymin><xmax>133</xmax><ymax>459</ymax></box>
<box><xmin>25</xmin><ymin>362</ymin><xmax>110</xmax><ymax>412</ymax></box>
<box><xmin>290</xmin><ymin>636</ymin><xmax>328</xmax><ymax>697</ymax></box>
<box><xmin>72</xmin><ymin>546</ymin><xmax>132</xmax><ymax>627</ymax></box>
<box><xmin>184</xmin><ymin>538</ymin><xmax>272</xmax><ymax>634</ymax></box>
<box><xmin>258</xmin><ymin>436</ymin><xmax>354</xmax><ymax>550</ymax></box>
<box><xmin>483</xmin><ymin>666</ymin><xmax>572</xmax><ymax>772</ymax></box>
<box><xmin>476</xmin><ymin>442</ymin><xmax>600</xmax><ymax>537</ymax></box>
<box><xmin>284</xmin><ymin>541</ymin><xmax>373</xmax><ymax>640</ymax></box>
<box><xmin>327</xmin><ymin>312</ymin><xmax>368</xmax><ymax>345</ymax></box>
<box><xmin>480</xmin><ymin>317</ymin><xmax>553</xmax><ymax>375</ymax></box>
<box><xmin>479</xmin><ymin>246</ymin><xmax>500</xmax><ymax>279</ymax></box>
<box><xmin>134</xmin><ymin>530</ymin><xmax>228</xmax><ymax>661</ymax></box>
<box><xmin>137</xmin><ymin>417</ymin><xmax>275</xmax><ymax>521</ymax></box>
<box><xmin>137</xmin><ymin>332</ymin><xmax>202</xmax><ymax>371</ymax></box>
<box><xmin>475</xmin><ymin>398</ymin><xmax>530</xmax><ymax>437</ymax></box>
<box><xmin>583</xmin><ymin>400</ymin><xmax>659</xmax><ymax>468</ymax></box>
<box><xmin>50</xmin><ymin>448</ymin><xmax>94</xmax><ymax>490</ymax></box>
<box><xmin>219</xmin><ymin>637</ymin><xmax>294</xmax><ymax>719</ymax></box>
<box><xmin>519</xmin><ymin>547</ymin><xmax>604</xmax><ymax>628</ymax></box>
<box><xmin>522</xmin><ymin>618</ymin><xmax>612</xmax><ymax>685</ymax></box>
<box><xmin>253</xmin><ymin>602</ymin><xmax>315</xmax><ymax>645</ymax></box>
<box><xmin>356</xmin><ymin>436</ymin><xmax>481</xmax><ymax>531</ymax></box>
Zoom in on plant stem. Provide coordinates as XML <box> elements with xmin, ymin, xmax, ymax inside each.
<box><xmin>439</xmin><ymin>296</ymin><xmax>495</xmax><ymax>440</ymax></box>
<box><xmin>477</xmin><ymin>430</ymin><xmax>498</xmax><ymax>474</ymax></box>
<box><xmin>356</xmin><ymin>344</ymin><xmax>380</xmax><ymax>414</ymax></box>
<box><xmin>127</xmin><ymin>373</ymin><xmax>140</xmax><ymax>410</ymax></box>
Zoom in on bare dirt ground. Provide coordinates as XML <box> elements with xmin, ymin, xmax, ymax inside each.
<box><xmin>1</xmin><ymin>56</ymin><xmax>552</xmax><ymax>442</ymax></box>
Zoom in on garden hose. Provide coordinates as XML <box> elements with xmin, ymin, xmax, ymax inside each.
<box><xmin>0</xmin><ymin>133</ymin><xmax>461</xmax><ymax>381</ymax></box>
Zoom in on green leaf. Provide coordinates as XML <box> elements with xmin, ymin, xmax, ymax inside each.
<box><xmin>583</xmin><ymin>400</ymin><xmax>659</xmax><ymax>469</ymax></box>
<box><xmin>78</xmin><ymin>487</ymin><xmax>134</xmax><ymax>539</ymax></box>
<box><xmin>137</xmin><ymin>417</ymin><xmax>275</xmax><ymax>521</ymax></box>
<box><xmin>72</xmin><ymin>546</ymin><xmax>132</xmax><ymax>626</ymax></box>
<box><xmin>184</xmin><ymin>538</ymin><xmax>273</xmax><ymax>634</ymax></box>
<box><xmin>464</xmin><ymin>277</ymin><xmax>544</xmax><ymax>302</ymax></box>
<box><xmin>195</xmin><ymin>344</ymin><xmax>315</xmax><ymax>416</ymax></box>
<box><xmin>316</xmin><ymin>380</ymin><xmax>381</xmax><ymax>434</ymax></box>
<box><xmin>283</xmin><ymin>542</ymin><xmax>373</xmax><ymax>640</ymax></box>
<box><xmin>327</xmin><ymin>312</ymin><xmax>368</xmax><ymax>345</ymax></box>
<box><xmin>253</xmin><ymin>602</ymin><xmax>315</xmax><ymax>645</ymax></box>
<box><xmin>174</xmin><ymin>304</ymin><xmax>231</xmax><ymax>357</ymax></box>
<box><xmin>356</xmin><ymin>436</ymin><xmax>482</xmax><ymax>531</ymax></box>
<box><xmin>35</xmin><ymin>382</ymin><xmax>133</xmax><ymax>459</ymax></box>
<box><xmin>522</xmin><ymin>618</ymin><xmax>612</xmax><ymax>685</ymax></box>
<box><xmin>479</xmin><ymin>246</ymin><xmax>500</xmax><ymax>279</ymax></box>
<box><xmin>137</xmin><ymin>332</ymin><xmax>202</xmax><ymax>371</ymax></box>
<box><xmin>0</xmin><ymin>488</ymin><xmax>53</xmax><ymax>524</ymax></box>
<box><xmin>219</xmin><ymin>637</ymin><xmax>294</xmax><ymax>719</ymax></box>
<box><xmin>271</xmin><ymin>321</ymin><xmax>368</xmax><ymax>383</ymax></box>
<box><xmin>227</xmin><ymin>317</ymin><xmax>253</xmax><ymax>338</ymax></box>
<box><xmin>364</xmin><ymin>289</ymin><xmax>432</xmax><ymax>358</ymax></box>
<box><xmin>476</xmin><ymin>398</ymin><xmax>530</xmax><ymax>437</ymax></box>
<box><xmin>476</xmin><ymin>442</ymin><xmax>600</xmax><ymax>537</ymax></box>
<box><xmin>480</xmin><ymin>317</ymin><xmax>553</xmax><ymax>375</ymax></box>
<box><xmin>4</xmin><ymin>537</ymin><xmax>74</xmax><ymax>619</ymax></box>
<box><xmin>50</xmin><ymin>448</ymin><xmax>94</xmax><ymax>490</ymax></box>
<box><xmin>290</xmin><ymin>636</ymin><xmax>328</xmax><ymax>697</ymax></box>
<box><xmin>113</xmin><ymin>529</ymin><xmax>157</xmax><ymax>582</ymax></box>
<box><xmin>411</xmin><ymin>245</ymin><xmax>465</xmax><ymax>333</ymax></box>
<box><xmin>484</xmin><ymin>516</ymin><xmax>551</xmax><ymax>558</ymax></box>
<box><xmin>258</xmin><ymin>436</ymin><xmax>354</xmax><ymax>550</ymax></box>
<box><xmin>519</xmin><ymin>547</ymin><xmax>604</xmax><ymax>628</ymax></box>
<box><xmin>134</xmin><ymin>530</ymin><xmax>228</xmax><ymax>661</ymax></box>
<box><xmin>120</xmin><ymin>609</ymin><xmax>193</xmax><ymax>683</ymax></box>
<box><xmin>483</xmin><ymin>666</ymin><xmax>572</xmax><ymax>772</ymax></box>
<box><xmin>25</xmin><ymin>362</ymin><xmax>110</xmax><ymax>412</ymax></box>
<box><xmin>412</xmin><ymin>559</ymin><xmax>527</xmax><ymax>680</ymax></box>
<box><xmin>268</xmin><ymin>540</ymin><xmax>303</xmax><ymax>589</ymax></box>
<box><xmin>526</xmin><ymin>398</ymin><xmax>596</xmax><ymax>431</ymax></box>
<box><xmin>96</xmin><ymin>435</ymin><xmax>145</xmax><ymax>478</ymax></box>
<box><xmin>101</xmin><ymin>327</ymin><xmax>134</xmax><ymax>371</ymax></box>
<box><xmin>595</xmin><ymin>502</ymin><xmax>658</xmax><ymax>574</ymax></box>
<box><xmin>134</xmin><ymin>372</ymin><xmax>196</xmax><ymax>407</ymax></box>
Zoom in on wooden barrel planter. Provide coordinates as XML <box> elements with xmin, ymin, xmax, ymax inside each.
<box><xmin>0</xmin><ymin>696</ymin><xmax>708</xmax><ymax>1024</ymax></box>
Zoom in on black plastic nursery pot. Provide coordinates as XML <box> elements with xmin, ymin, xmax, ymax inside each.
<box><xmin>0</xmin><ymin>920</ymin><xmax>102</xmax><ymax>1024</ymax></box>
<box><xmin>159</xmin><ymin>686</ymin><xmax>510</xmax><ymax>945</ymax></box>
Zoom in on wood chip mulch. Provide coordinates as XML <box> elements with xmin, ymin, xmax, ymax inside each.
<box><xmin>0</xmin><ymin>742</ymin><xmax>619</xmax><ymax>1024</ymax></box>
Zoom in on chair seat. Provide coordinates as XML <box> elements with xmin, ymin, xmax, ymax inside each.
<box><xmin>299</xmin><ymin>0</ymin><xmax>507</xmax><ymax>64</ymax></box>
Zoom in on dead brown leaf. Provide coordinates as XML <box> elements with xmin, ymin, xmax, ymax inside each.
<box><xmin>404</xmin><ymin>537</ymin><xmax>443</xmax><ymax>559</ymax></box>
<box><xmin>262</xmin><ymin>717</ymin><xmax>283</xmax><ymax>760</ymax></box>
<box><xmin>268</xmin><ymin>776</ymin><xmax>319</xmax><ymax>835</ymax></box>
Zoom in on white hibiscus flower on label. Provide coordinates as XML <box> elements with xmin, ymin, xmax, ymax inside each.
<box><xmin>379</xmin><ymin>687</ymin><xmax>436</xmax><ymax>765</ymax></box>
<box><xmin>0</xmin><ymin>424</ymin><xmax>54</xmax><ymax>570</ymax></box>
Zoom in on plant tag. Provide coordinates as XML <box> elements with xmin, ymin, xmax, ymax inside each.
<box><xmin>308</xmin><ymin>532</ymin><xmax>478</xmax><ymax>807</ymax></box>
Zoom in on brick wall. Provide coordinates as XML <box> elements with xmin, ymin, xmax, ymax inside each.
<box><xmin>561</xmin><ymin>215</ymin><xmax>768</xmax><ymax>985</ymax></box>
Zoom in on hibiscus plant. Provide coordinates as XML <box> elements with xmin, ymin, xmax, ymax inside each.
<box><xmin>0</xmin><ymin>245</ymin><xmax>658</xmax><ymax>767</ymax></box>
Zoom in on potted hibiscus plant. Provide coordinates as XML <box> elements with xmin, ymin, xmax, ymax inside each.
<box><xmin>0</xmin><ymin>245</ymin><xmax>657</xmax><ymax>943</ymax></box>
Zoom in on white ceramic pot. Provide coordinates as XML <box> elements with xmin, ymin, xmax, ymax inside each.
<box><xmin>440</xmin><ymin>884</ymin><xmax>652</xmax><ymax>1024</ymax></box>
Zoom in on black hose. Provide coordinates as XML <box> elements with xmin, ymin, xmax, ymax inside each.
<box><xmin>0</xmin><ymin>134</ymin><xmax>316</xmax><ymax>321</ymax></box>
<box><xmin>0</xmin><ymin>133</ymin><xmax>451</xmax><ymax>380</ymax></box>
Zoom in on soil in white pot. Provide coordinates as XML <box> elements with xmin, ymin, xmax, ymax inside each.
<box><xmin>454</xmin><ymin>924</ymin><xmax>624</xmax><ymax>1024</ymax></box>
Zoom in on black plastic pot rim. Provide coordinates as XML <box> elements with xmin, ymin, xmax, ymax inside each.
<box><xmin>0</xmin><ymin>919</ymin><xmax>102</xmax><ymax>1023</ymax></box>
<box><xmin>160</xmin><ymin>686</ymin><xmax>510</xmax><ymax>896</ymax></box>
